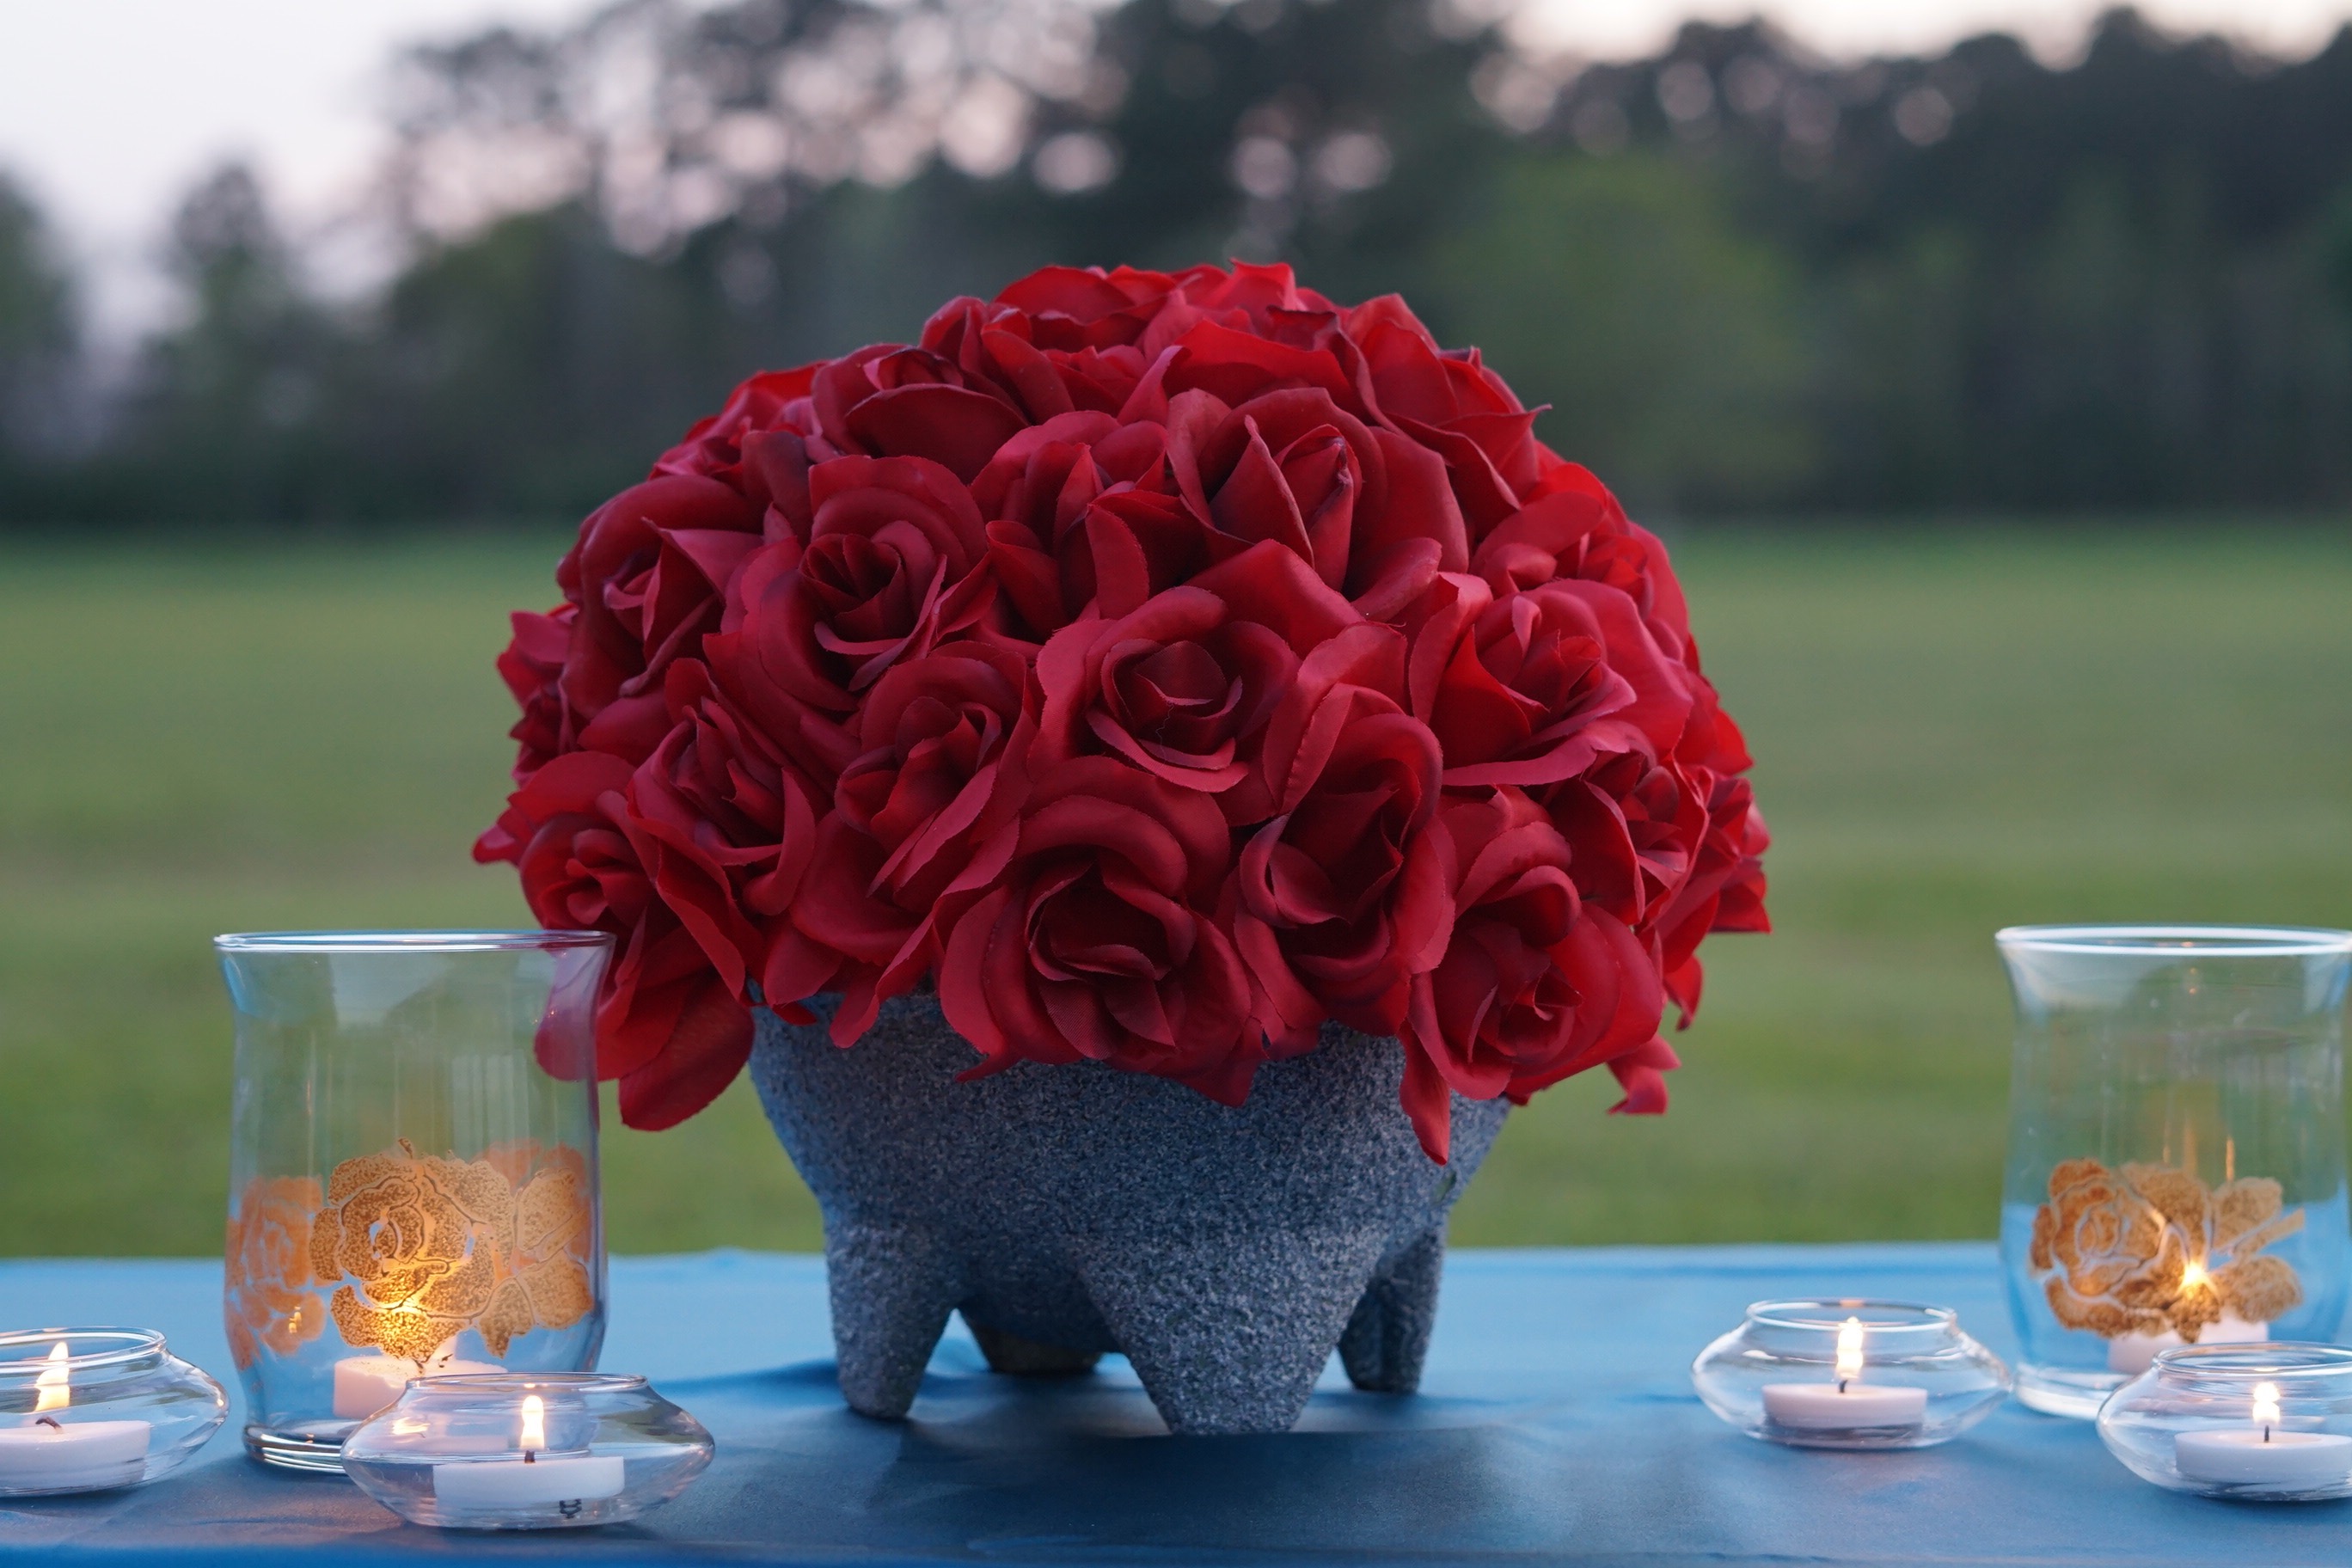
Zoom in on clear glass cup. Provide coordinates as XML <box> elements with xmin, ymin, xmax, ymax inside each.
<box><xmin>2098</xmin><ymin>1343</ymin><xmax>2352</xmax><ymax>1501</ymax></box>
<box><xmin>1998</xmin><ymin>925</ymin><xmax>2352</xmax><ymax>1418</ymax></box>
<box><xmin>342</xmin><ymin>1371</ymin><xmax>713</xmax><ymax>1529</ymax></box>
<box><xmin>1691</xmin><ymin>1299</ymin><xmax>2011</xmax><ymax>1449</ymax></box>
<box><xmin>216</xmin><ymin>930</ymin><xmax>613</xmax><ymax>1472</ymax></box>
<box><xmin>0</xmin><ymin>1328</ymin><xmax>227</xmax><ymax>1495</ymax></box>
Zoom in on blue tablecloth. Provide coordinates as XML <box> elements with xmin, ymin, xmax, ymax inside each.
<box><xmin>3</xmin><ymin>1244</ymin><xmax>2347</xmax><ymax>1565</ymax></box>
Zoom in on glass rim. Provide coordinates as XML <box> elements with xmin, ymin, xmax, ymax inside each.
<box><xmin>214</xmin><ymin>929</ymin><xmax>613</xmax><ymax>954</ymax></box>
<box><xmin>0</xmin><ymin>1327</ymin><xmax>166</xmax><ymax>1373</ymax></box>
<box><xmin>405</xmin><ymin>1372</ymin><xmax>646</xmax><ymax>1396</ymax></box>
<box><xmin>1744</xmin><ymin>1299</ymin><xmax>1957</xmax><ymax>1333</ymax></box>
<box><xmin>2152</xmin><ymin>1343</ymin><xmax>2352</xmax><ymax>1379</ymax></box>
<box><xmin>1995</xmin><ymin>924</ymin><xmax>2352</xmax><ymax>958</ymax></box>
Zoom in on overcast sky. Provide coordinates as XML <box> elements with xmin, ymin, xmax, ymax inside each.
<box><xmin>6</xmin><ymin>0</ymin><xmax>2349</xmax><ymax>329</ymax></box>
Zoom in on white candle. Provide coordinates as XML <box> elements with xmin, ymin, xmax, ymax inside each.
<box><xmin>2108</xmin><ymin>1310</ymin><xmax>2268</xmax><ymax>1376</ymax></box>
<box><xmin>0</xmin><ymin>1344</ymin><xmax>150</xmax><ymax>1494</ymax></box>
<box><xmin>2174</xmin><ymin>1381</ymin><xmax>2352</xmax><ymax>1488</ymax></box>
<box><xmin>1761</xmin><ymin>1316</ymin><xmax>1929</xmax><ymax>1431</ymax></box>
<box><xmin>430</xmin><ymin>1396</ymin><xmax>623</xmax><ymax>1516</ymax></box>
<box><xmin>433</xmin><ymin>1453</ymin><xmax>627</xmax><ymax>1509</ymax></box>
<box><xmin>334</xmin><ymin>1351</ymin><xmax>501</xmax><ymax>1419</ymax></box>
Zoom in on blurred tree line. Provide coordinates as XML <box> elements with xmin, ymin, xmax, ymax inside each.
<box><xmin>3</xmin><ymin>0</ymin><xmax>2351</xmax><ymax>524</ymax></box>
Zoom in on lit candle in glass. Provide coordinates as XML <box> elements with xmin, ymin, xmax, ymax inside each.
<box><xmin>2106</xmin><ymin>1261</ymin><xmax>2269</xmax><ymax>1375</ymax></box>
<box><xmin>431</xmin><ymin>1393</ymin><xmax>624</xmax><ymax>1514</ymax></box>
<box><xmin>334</xmin><ymin>1343</ymin><xmax>500</xmax><ymax>1420</ymax></box>
<box><xmin>2175</xmin><ymin>1380</ymin><xmax>2352</xmax><ymax>1486</ymax></box>
<box><xmin>0</xmin><ymin>1344</ymin><xmax>151</xmax><ymax>1492</ymax></box>
<box><xmin>1761</xmin><ymin>1317</ymin><xmax>1930</xmax><ymax>1430</ymax></box>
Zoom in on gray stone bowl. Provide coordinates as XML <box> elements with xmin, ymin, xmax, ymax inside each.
<box><xmin>749</xmin><ymin>994</ymin><xmax>1508</xmax><ymax>1435</ymax></box>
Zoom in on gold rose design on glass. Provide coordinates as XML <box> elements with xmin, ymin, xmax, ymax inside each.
<box><xmin>224</xmin><ymin>1175</ymin><xmax>328</xmax><ymax>1371</ymax></box>
<box><xmin>306</xmin><ymin>1139</ymin><xmax>596</xmax><ymax>1365</ymax></box>
<box><xmin>2030</xmin><ymin>1158</ymin><xmax>2305</xmax><ymax>1340</ymax></box>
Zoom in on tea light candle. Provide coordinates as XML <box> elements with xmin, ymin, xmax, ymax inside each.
<box><xmin>2174</xmin><ymin>1381</ymin><xmax>2352</xmax><ymax>1488</ymax></box>
<box><xmin>432</xmin><ymin>1394</ymin><xmax>624</xmax><ymax>1513</ymax></box>
<box><xmin>1761</xmin><ymin>1317</ymin><xmax>1928</xmax><ymax>1430</ymax></box>
<box><xmin>334</xmin><ymin>1350</ymin><xmax>500</xmax><ymax>1420</ymax></box>
<box><xmin>0</xmin><ymin>1344</ymin><xmax>150</xmax><ymax>1492</ymax></box>
<box><xmin>2108</xmin><ymin>1298</ymin><xmax>2268</xmax><ymax>1376</ymax></box>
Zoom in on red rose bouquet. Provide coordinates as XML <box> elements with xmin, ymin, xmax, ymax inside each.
<box><xmin>476</xmin><ymin>263</ymin><xmax>1767</xmax><ymax>1162</ymax></box>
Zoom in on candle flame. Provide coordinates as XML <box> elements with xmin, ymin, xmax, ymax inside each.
<box><xmin>2253</xmin><ymin>1381</ymin><xmax>2282</xmax><ymax>1430</ymax></box>
<box><xmin>520</xmin><ymin>1393</ymin><xmax>546</xmax><ymax>1454</ymax></box>
<box><xmin>2180</xmin><ymin>1259</ymin><xmax>2209</xmax><ymax>1293</ymax></box>
<box><xmin>1835</xmin><ymin>1318</ymin><xmax>1865</xmax><ymax>1385</ymax></box>
<box><xmin>34</xmin><ymin>1343</ymin><xmax>70</xmax><ymax>1414</ymax></box>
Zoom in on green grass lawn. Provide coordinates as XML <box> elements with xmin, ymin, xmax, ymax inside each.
<box><xmin>1</xmin><ymin>525</ymin><xmax>2346</xmax><ymax>1256</ymax></box>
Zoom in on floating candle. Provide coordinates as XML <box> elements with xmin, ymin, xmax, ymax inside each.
<box><xmin>2173</xmin><ymin>1381</ymin><xmax>2352</xmax><ymax>1488</ymax></box>
<box><xmin>430</xmin><ymin>1394</ymin><xmax>625</xmax><ymax>1516</ymax></box>
<box><xmin>2108</xmin><ymin>1288</ymin><xmax>2267</xmax><ymax>1375</ymax></box>
<box><xmin>0</xmin><ymin>1344</ymin><xmax>150</xmax><ymax>1494</ymax></box>
<box><xmin>334</xmin><ymin>1350</ymin><xmax>500</xmax><ymax>1420</ymax></box>
<box><xmin>1761</xmin><ymin>1317</ymin><xmax>1928</xmax><ymax>1431</ymax></box>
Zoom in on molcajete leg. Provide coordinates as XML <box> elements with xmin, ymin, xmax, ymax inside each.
<box><xmin>824</xmin><ymin>1222</ymin><xmax>962</xmax><ymax>1419</ymax></box>
<box><xmin>1072</xmin><ymin>1229</ymin><xmax>1382</xmax><ymax>1436</ymax></box>
<box><xmin>1338</xmin><ymin>1226</ymin><xmax>1445</xmax><ymax>1393</ymax></box>
<box><xmin>965</xmin><ymin>1317</ymin><xmax>1102</xmax><ymax>1377</ymax></box>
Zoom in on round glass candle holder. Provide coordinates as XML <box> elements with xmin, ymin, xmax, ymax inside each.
<box><xmin>0</xmin><ymin>1329</ymin><xmax>227</xmax><ymax>1495</ymax></box>
<box><xmin>217</xmin><ymin>929</ymin><xmax>614</xmax><ymax>1472</ymax></box>
<box><xmin>341</xmin><ymin>1372</ymin><xmax>713</xmax><ymax>1530</ymax></box>
<box><xmin>2098</xmin><ymin>1343</ymin><xmax>2352</xmax><ymax>1501</ymax></box>
<box><xmin>1692</xmin><ymin>1300</ymin><xmax>2012</xmax><ymax>1449</ymax></box>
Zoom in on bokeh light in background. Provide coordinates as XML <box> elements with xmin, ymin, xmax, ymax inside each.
<box><xmin>6</xmin><ymin>0</ymin><xmax>2350</xmax><ymax>331</ymax></box>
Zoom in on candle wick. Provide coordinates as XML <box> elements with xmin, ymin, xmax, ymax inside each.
<box><xmin>524</xmin><ymin>1449</ymin><xmax>536</xmax><ymax>1465</ymax></box>
<box><xmin>34</xmin><ymin>1416</ymin><xmax>59</xmax><ymax>1431</ymax></box>
<box><xmin>1837</xmin><ymin>1378</ymin><xmax>1848</xmax><ymax>1395</ymax></box>
<box><xmin>2264</xmin><ymin>1425</ymin><xmax>2272</xmax><ymax>1444</ymax></box>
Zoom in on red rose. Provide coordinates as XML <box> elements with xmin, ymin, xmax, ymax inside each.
<box><xmin>971</xmin><ymin>411</ymin><xmax>1171</xmax><ymax>641</ymax></box>
<box><xmin>937</xmin><ymin>756</ymin><xmax>1256</xmax><ymax>1102</ymax></box>
<box><xmin>551</xmin><ymin>475</ymin><xmax>764</xmax><ymax>764</ymax></box>
<box><xmin>495</xmin><ymin>603</ymin><xmax>575</xmax><ymax>781</ymax></box>
<box><xmin>1348</xmin><ymin>297</ymin><xmax>1545</xmax><ymax>536</ymax></box>
<box><xmin>1535</xmin><ymin>754</ymin><xmax>1769</xmax><ymax>1025</ymax></box>
<box><xmin>917</xmin><ymin>291</ymin><xmax>1161</xmax><ymax>421</ymax></box>
<box><xmin>1162</xmin><ymin>386</ymin><xmax>1467</xmax><ymax>621</ymax></box>
<box><xmin>1156</xmin><ymin>260</ymin><xmax>1344</xmax><ymax>345</ymax></box>
<box><xmin>1640</xmin><ymin>767</ymin><xmax>1771</xmax><ymax>1022</ymax></box>
<box><xmin>650</xmin><ymin>365</ymin><xmax>820</xmax><ymax>493</ymax></box>
<box><xmin>1233</xmin><ymin>624</ymin><xmax>1452</xmax><ymax>1050</ymax></box>
<box><xmin>810</xmin><ymin>344</ymin><xmax>1028</xmax><ymax>482</ymax></box>
<box><xmin>784</xmin><ymin>642</ymin><xmax>1032</xmax><ymax>1042</ymax></box>
<box><xmin>724</xmin><ymin>454</ymin><xmax>994</xmax><ymax>715</ymax></box>
<box><xmin>474</xmin><ymin>750</ymin><xmax>752</xmax><ymax>1130</ymax></box>
<box><xmin>1537</xmin><ymin>750</ymin><xmax>1702</xmax><ymax>928</ymax></box>
<box><xmin>1398</xmin><ymin>789</ymin><xmax>1669</xmax><ymax>1161</ymax></box>
<box><xmin>1404</xmin><ymin>573</ymin><xmax>1678</xmax><ymax>788</ymax></box>
<box><xmin>912</xmin><ymin>268</ymin><xmax>1190</xmax><ymax>424</ymax></box>
<box><xmin>985</xmin><ymin>265</ymin><xmax>1179</xmax><ymax>351</ymax></box>
<box><xmin>624</xmin><ymin>658</ymin><xmax>832</xmax><ymax>1018</ymax></box>
<box><xmin>1467</xmin><ymin>467</ymin><xmax>1761</xmax><ymax>784</ymax></box>
<box><xmin>1028</xmin><ymin>542</ymin><xmax>1359</xmax><ymax>821</ymax></box>
<box><xmin>1470</xmin><ymin>467</ymin><xmax>1694</xmax><ymax>662</ymax></box>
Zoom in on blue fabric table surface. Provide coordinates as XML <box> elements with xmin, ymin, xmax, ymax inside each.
<box><xmin>3</xmin><ymin>1244</ymin><xmax>2347</xmax><ymax>1566</ymax></box>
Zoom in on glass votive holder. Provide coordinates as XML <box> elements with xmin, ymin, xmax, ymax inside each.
<box><xmin>0</xmin><ymin>1328</ymin><xmax>228</xmax><ymax>1495</ymax></box>
<box><xmin>341</xmin><ymin>1372</ymin><xmax>712</xmax><ymax>1530</ymax></box>
<box><xmin>1693</xmin><ymin>1299</ymin><xmax>2012</xmax><ymax>1449</ymax></box>
<box><xmin>217</xmin><ymin>929</ymin><xmax>614</xmax><ymax>1473</ymax></box>
<box><xmin>2098</xmin><ymin>1343</ymin><xmax>2352</xmax><ymax>1501</ymax></box>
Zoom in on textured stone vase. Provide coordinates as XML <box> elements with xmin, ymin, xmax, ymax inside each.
<box><xmin>750</xmin><ymin>994</ymin><xmax>1508</xmax><ymax>1435</ymax></box>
